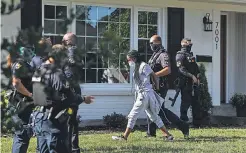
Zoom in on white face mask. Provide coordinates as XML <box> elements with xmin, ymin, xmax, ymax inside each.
<box><xmin>128</xmin><ymin>61</ymin><xmax>135</xmax><ymax>67</ymax></box>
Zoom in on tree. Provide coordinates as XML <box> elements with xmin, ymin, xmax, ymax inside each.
<box><xmin>192</xmin><ymin>63</ymin><xmax>213</xmax><ymax>127</ymax></box>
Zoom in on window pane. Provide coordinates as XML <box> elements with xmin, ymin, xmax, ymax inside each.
<box><xmin>56</xmin><ymin>20</ymin><xmax>66</xmax><ymax>34</ymax></box>
<box><xmin>120</xmin><ymin>8</ymin><xmax>130</xmax><ymax>22</ymax></box>
<box><xmin>138</xmin><ymin>25</ymin><xmax>147</xmax><ymax>38</ymax></box>
<box><xmin>87</xmin><ymin>6</ymin><xmax>97</xmax><ymax>21</ymax></box>
<box><xmin>86</xmin><ymin>37</ymin><xmax>97</xmax><ymax>51</ymax></box>
<box><xmin>138</xmin><ymin>11</ymin><xmax>147</xmax><ymax>24</ymax></box>
<box><xmin>53</xmin><ymin>36</ymin><xmax>63</xmax><ymax>44</ymax></box>
<box><xmin>148</xmin><ymin>25</ymin><xmax>158</xmax><ymax>38</ymax></box>
<box><xmin>86</xmin><ymin>21</ymin><xmax>97</xmax><ymax>36</ymax></box>
<box><xmin>98</xmin><ymin>7</ymin><xmax>109</xmax><ymax>21</ymax></box>
<box><xmin>109</xmin><ymin>8</ymin><xmax>119</xmax><ymax>22</ymax></box>
<box><xmin>86</xmin><ymin>69</ymin><xmax>97</xmax><ymax>83</ymax></box>
<box><xmin>148</xmin><ymin>12</ymin><xmax>158</xmax><ymax>25</ymax></box>
<box><xmin>109</xmin><ymin>22</ymin><xmax>119</xmax><ymax>35</ymax></box>
<box><xmin>44</xmin><ymin>5</ymin><xmax>55</xmax><ymax>19</ymax></box>
<box><xmin>76</xmin><ymin>5</ymin><xmax>86</xmax><ymax>20</ymax></box>
<box><xmin>100</xmin><ymin>68</ymin><xmax>128</xmax><ymax>83</ymax></box>
<box><xmin>77</xmin><ymin>37</ymin><xmax>85</xmax><ymax>50</ymax></box>
<box><xmin>79</xmin><ymin>69</ymin><xmax>86</xmax><ymax>83</ymax></box>
<box><xmin>44</xmin><ymin>20</ymin><xmax>55</xmax><ymax>33</ymax></box>
<box><xmin>138</xmin><ymin>39</ymin><xmax>148</xmax><ymax>53</ymax></box>
<box><xmin>56</xmin><ymin>6</ymin><xmax>67</xmax><ymax>19</ymax></box>
<box><xmin>76</xmin><ymin>21</ymin><xmax>85</xmax><ymax>36</ymax></box>
<box><xmin>98</xmin><ymin>22</ymin><xmax>108</xmax><ymax>35</ymax></box>
<box><xmin>120</xmin><ymin>39</ymin><xmax>130</xmax><ymax>51</ymax></box>
<box><xmin>120</xmin><ymin>23</ymin><xmax>130</xmax><ymax>38</ymax></box>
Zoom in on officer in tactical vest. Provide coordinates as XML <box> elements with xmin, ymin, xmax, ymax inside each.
<box><xmin>7</xmin><ymin>41</ymin><xmax>35</xmax><ymax>153</ymax></box>
<box><xmin>62</xmin><ymin>33</ymin><xmax>83</xmax><ymax>153</ymax></box>
<box><xmin>29</xmin><ymin>37</ymin><xmax>52</xmax><ymax>153</ymax></box>
<box><xmin>146</xmin><ymin>35</ymin><xmax>189</xmax><ymax>138</ymax></box>
<box><xmin>32</xmin><ymin>44</ymin><xmax>94</xmax><ymax>153</ymax></box>
<box><xmin>176</xmin><ymin>38</ymin><xmax>200</xmax><ymax>123</ymax></box>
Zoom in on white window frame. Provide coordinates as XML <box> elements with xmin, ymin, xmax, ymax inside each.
<box><xmin>41</xmin><ymin>1</ymin><xmax>169</xmax><ymax>95</ymax></box>
<box><xmin>134</xmin><ymin>7</ymin><xmax>162</xmax><ymax>50</ymax></box>
<box><xmin>42</xmin><ymin>1</ymin><xmax>71</xmax><ymax>37</ymax></box>
<box><xmin>71</xmin><ymin>2</ymin><xmax>134</xmax><ymax>89</ymax></box>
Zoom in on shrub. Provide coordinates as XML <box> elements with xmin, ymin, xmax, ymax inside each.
<box><xmin>103</xmin><ymin>112</ymin><xmax>127</xmax><ymax>129</ymax></box>
<box><xmin>229</xmin><ymin>93</ymin><xmax>246</xmax><ymax>108</ymax></box>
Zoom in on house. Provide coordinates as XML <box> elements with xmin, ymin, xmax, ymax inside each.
<box><xmin>1</xmin><ymin>0</ymin><xmax>246</xmax><ymax>125</ymax></box>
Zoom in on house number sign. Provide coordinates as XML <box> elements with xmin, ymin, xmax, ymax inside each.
<box><xmin>215</xmin><ymin>22</ymin><xmax>219</xmax><ymax>50</ymax></box>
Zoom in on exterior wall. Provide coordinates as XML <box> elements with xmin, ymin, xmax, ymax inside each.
<box><xmin>1</xmin><ymin>9</ymin><xmax>21</xmax><ymax>43</ymax></box>
<box><xmin>227</xmin><ymin>12</ymin><xmax>246</xmax><ymax>101</ymax></box>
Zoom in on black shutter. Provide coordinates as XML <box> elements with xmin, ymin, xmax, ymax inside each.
<box><xmin>21</xmin><ymin>0</ymin><xmax>42</xmax><ymax>30</ymax></box>
<box><xmin>167</xmin><ymin>7</ymin><xmax>184</xmax><ymax>89</ymax></box>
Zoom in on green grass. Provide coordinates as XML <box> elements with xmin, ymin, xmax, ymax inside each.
<box><xmin>1</xmin><ymin>128</ymin><xmax>246</xmax><ymax>153</ymax></box>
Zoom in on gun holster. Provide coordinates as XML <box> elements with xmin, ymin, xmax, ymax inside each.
<box><xmin>54</xmin><ymin>108</ymin><xmax>73</xmax><ymax>124</ymax></box>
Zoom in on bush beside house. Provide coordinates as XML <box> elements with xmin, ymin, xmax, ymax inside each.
<box><xmin>230</xmin><ymin>93</ymin><xmax>246</xmax><ymax>117</ymax></box>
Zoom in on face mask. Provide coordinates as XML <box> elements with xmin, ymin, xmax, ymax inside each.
<box><xmin>128</xmin><ymin>61</ymin><xmax>135</xmax><ymax>67</ymax></box>
<box><xmin>186</xmin><ymin>44</ymin><xmax>192</xmax><ymax>52</ymax></box>
<box><xmin>150</xmin><ymin>44</ymin><xmax>161</xmax><ymax>52</ymax></box>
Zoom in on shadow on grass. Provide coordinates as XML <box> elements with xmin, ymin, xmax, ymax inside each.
<box><xmin>80</xmin><ymin>145</ymin><xmax>195</xmax><ymax>152</ymax></box>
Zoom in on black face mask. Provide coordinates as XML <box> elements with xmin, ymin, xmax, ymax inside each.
<box><xmin>150</xmin><ymin>44</ymin><xmax>161</xmax><ymax>52</ymax></box>
<box><xmin>185</xmin><ymin>44</ymin><xmax>192</xmax><ymax>52</ymax></box>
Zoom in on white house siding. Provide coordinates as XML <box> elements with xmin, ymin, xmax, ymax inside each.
<box><xmin>227</xmin><ymin>12</ymin><xmax>246</xmax><ymax>101</ymax></box>
<box><xmin>1</xmin><ymin>4</ymin><xmax>21</xmax><ymax>43</ymax></box>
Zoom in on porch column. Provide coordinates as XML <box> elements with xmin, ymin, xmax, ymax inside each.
<box><xmin>212</xmin><ymin>10</ymin><xmax>221</xmax><ymax>106</ymax></box>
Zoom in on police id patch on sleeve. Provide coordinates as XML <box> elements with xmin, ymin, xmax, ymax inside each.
<box><xmin>177</xmin><ymin>61</ymin><xmax>181</xmax><ymax>67</ymax></box>
<box><xmin>15</xmin><ymin>63</ymin><xmax>22</xmax><ymax>69</ymax></box>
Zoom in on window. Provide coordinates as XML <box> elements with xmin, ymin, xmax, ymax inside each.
<box><xmin>43</xmin><ymin>4</ymin><xmax>68</xmax><ymax>44</ymax></box>
<box><xmin>138</xmin><ymin>11</ymin><xmax>158</xmax><ymax>62</ymax></box>
<box><xmin>75</xmin><ymin>5</ymin><xmax>131</xmax><ymax>83</ymax></box>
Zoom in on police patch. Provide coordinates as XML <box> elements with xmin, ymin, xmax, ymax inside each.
<box><xmin>177</xmin><ymin>61</ymin><xmax>181</xmax><ymax>67</ymax></box>
<box><xmin>15</xmin><ymin>63</ymin><xmax>22</xmax><ymax>69</ymax></box>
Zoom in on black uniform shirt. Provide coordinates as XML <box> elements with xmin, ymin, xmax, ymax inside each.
<box><xmin>176</xmin><ymin>48</ymin><xmax>194</xmax><ymax>79</ymax></box>
<box><xmin>11</xmin><ymin>60</ymin><xmax>33</xmax><ymax>123</ymax></box>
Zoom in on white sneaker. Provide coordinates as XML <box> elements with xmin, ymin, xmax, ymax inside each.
<box><xmin>112</xmin><ymin>135</ymin><xmax>127</xmax><ymax>141</ymax></box>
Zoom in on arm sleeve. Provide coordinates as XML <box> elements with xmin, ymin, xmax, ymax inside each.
<box><xmin>159</xmin><ymin>52</ymin><xmax>170</xmax><ymax>68</ymax></box>
<box><xmin>12</xmin><ymin>62</ymin><xmax>28</xmax><ymax>78</ymax></box>
<box><xmin>142</xmin><ymin>64</ymin><xmax>153</xmax><ymax>76</ymax></box>
<box><xmin>176</xmin><ymin>54</ymin><xmax>193</xmax><ymax>78</ymax></box>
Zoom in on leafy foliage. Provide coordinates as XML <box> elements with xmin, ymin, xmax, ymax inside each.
<box><xmin>198</xmin><ymin>63</ymin><xmax>213</xmax><ymax>112</ymax></box>
<box><xmin>103</xmin><ymin>112</ymin><xmax>127</xmax><ymax>129</ymax></box>
<box><xmin>229</xmin><ymin>93</ymin><xmax>246</xmax><ymax>108</ymax></box>
<box><xmin>1</xmin><ymin>90</ymin><xmax>18</xmax><ymax>134</ymax></box>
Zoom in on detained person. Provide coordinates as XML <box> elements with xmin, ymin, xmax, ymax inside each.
<box><xmin>112</xmin><ymin>50</ymin><xmax>174</xmax><ymax>141</ymax></box>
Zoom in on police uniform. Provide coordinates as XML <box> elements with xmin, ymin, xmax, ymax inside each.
<box><xmin>63</xmin><ymin>45</ymin><xmax>82</xmax><ymax>153</ymax></box>
<box><xmin>147</xmin><ymin>48</ymin><xmax>189</xmax><ymax>137</ymax></box>
<box><xmin>11</xmin><ymin>59</ymin><xmax>34</xmax><ymax>153</ymax></box>
<box><xmin>176</xmin><ymin>47</ymin><xmax>200</xmax><ymax>122</ymax></box>
<box><xmin>32</xmin><ymin>63</ymin><xmax>84</xmax><ymax>153</ymax></box>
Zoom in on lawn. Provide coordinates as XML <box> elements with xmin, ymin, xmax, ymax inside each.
<box><xmin>1</xmin><ymin>128</ymin><xmax>246</xmax><ymax>153</ymax></box>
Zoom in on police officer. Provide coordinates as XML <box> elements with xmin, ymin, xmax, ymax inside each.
<box><xmin>62</xmin><ymin>33</ymin><xmax>83</xmax><ymax>153</ymax></box>
<box><xmin>32</xmin><ymin>44</ymin><xmax>94</xmax><ymax>153</ymax></box>
<box><xmin>146</xmin><ymin>35</ymin><xmax>189</xmax><ymax>138</ymax></box>
<box><xmin>176</xmin><ymin>38</ymin><xmax>200</xmax><ymax>124</ymax></box>
<box><xmin>29</xmin><ymin>37</ymin><xmax>52</xmax><ymax>153</ymax></box>
<box><xmin>8</xmin><ymin>43</ymin><xmax>35</xmax><ymax>153</ymax></box>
